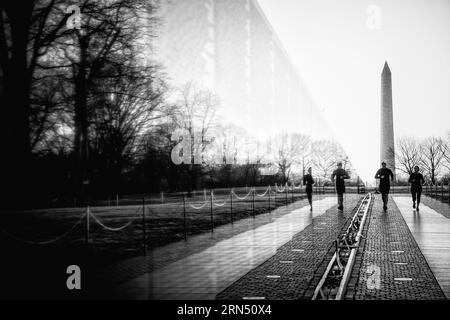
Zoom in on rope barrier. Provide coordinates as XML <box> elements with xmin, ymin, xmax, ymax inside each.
<box><xmin>255</xmin><ymin>186</ymin><xmax>271</xmax><ymax>198</ymax></box>
<box><xmin>0</xmin><ymin>212</ymin><xmax>86</xmax><ymax>245</ymax></box>
<box><xmin>232</xmin><ymin>188</ymin><xmax>254</xmax><ymax>200</ymax></box>
<box><xmin>188</xmin><ymin>200</ymin><xmax>209</xmax><ymax>210</ymax></box>
<box><xmin>211</xmin><ymin>191</ymin><xmax>227</xmax><ymax>207</ymax></box>
<box><xmin>275</xmin><ymin>183</ymin><xmax>285</xmax><ymax>193</ymax></box>
<box><xmin>1</xmin><ymin>182</ymin><xmax>307</xmax><ymax>246</ymax></box>
<box><xmin>293</xmin><ymin>182</ymin><xmax>303</xmax><ymax>190</ymax></box>
<box><xmin>88</xmin><ymin>207</ymin><xmax>140</xmax><ymax>232</ymax></box>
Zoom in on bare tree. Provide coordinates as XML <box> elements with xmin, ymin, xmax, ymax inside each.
<box><xmin>0</xmin><ymin>0</ymin><xmax>77</xmax><ymax>206</ymax></box>
<box><xmin>272</xmin><ymin>133</ymin><xmax>310</xmax><ymax>184</ymax></box>
<box><xmin>89</xmin><ymin>61</ymin><xmax>168</xmax><ymax>193</ymax></box>
<box><xmin>439</xmin><ymin>132</ymin><xmax>450</xmax><ymax>172</ymax></box>
<box><xmin>311</xmin><ymin>140</ymin><xmax>342</xmax><ymax>182</ymax></box>
<box><xmin>171</xmin><ymin>82</ymin><xmax>219</xmax><ymax>191</ymax></box>
<box><xmin>45</xmin><ymin>0</ymin><xmax>157</xmax><ymax>200</ymax></box>
<box><xmin>394</xmin><ymin>137</ymin><xmax>423</xmax><ymax>175</ymax></box>
<box><xmin>420</xmin><ymin>137</ymin><xmax>445</xmax><ymax>184</ymax></box>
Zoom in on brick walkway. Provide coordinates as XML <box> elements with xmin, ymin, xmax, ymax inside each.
<box><xmin>217</xmin><ymin>194</ymin><xmax>363</xmax><ymax>300</ymax></box>
<box><xmin>354</xmin><ymin>194</ymin><xmax>446</xmax><ymax>300</ymax></box>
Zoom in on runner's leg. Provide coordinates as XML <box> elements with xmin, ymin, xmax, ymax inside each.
<box><xmin>417</xmin><ymin>188</ymin><xmax>422</xmax><ymax>209</ymax></box>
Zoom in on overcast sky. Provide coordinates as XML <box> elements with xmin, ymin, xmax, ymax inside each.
<box><xmin>257</xmin><ymin>0</ymin><xmax>450</xmax><ymax>183</ymax></box>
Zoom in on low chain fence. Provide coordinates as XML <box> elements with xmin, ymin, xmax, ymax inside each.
<box><xmin>0</xmin><ymin>182</ymin><xmax>374</xmax><ymax>252</ymax></box>
<box><xmin>0</xmin><ymin>183</ymin><xmax>307</xmax><ymax>249</ymax></box>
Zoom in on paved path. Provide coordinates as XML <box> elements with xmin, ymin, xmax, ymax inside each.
<box><xmin>394</xmin><ymin>196</ymin><xmax>450</xmax><ymax>298</ymax></box>
<box><xmin>354</xmin><ymin>195</ymin><xmax>446</xmax><ymax>300</ymax></box>
<box><xmin>114</xmin><ymin>197</ymin><xmax>337</xmax><ymax>299</ymax></box>
<box><xmin>218</xmin><ymin>194</ymin><xmax>362</xmax><ymax>300</ymax></box>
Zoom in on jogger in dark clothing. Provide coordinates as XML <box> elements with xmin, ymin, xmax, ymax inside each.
<box><xmin>409</xmin><ymin>166</ymin><xmax>424</xmax><ymax>211</ymax></box>
<box><xmin>374</xmin><ymin>161</ymin><xmax>394</xmax><ymax>211</ymax></box>
<box><xmin>303</xmin><ymin>167</ymin><xmax>315</xmax><ymax>210</ymax></box>
<box><xmin>331</xmin><ymin>162</ymin><xmax>350</xmax><ymax>211</ymax></box>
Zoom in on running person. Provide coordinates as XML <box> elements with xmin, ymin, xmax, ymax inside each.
<box><xmin>408</xmin><ymin>166</ymin><xmax>424</xmax><ymax>211</ymax></box>
<box><xmin>331</xmin><ymin>162</ymin><xmax>350</xmax><ymax>211</ymax></box>
<box><xmin>374</xmin><ymin>161</ymin><xmax>394</xmax><ymax>211</ymax></box>
<box><xmin>303</xmin><ymin>167</ymin><xmax>315</xmax><ymax>210</ymax></box>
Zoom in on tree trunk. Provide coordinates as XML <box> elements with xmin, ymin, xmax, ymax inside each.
<box><xmin>73</xmin><ymin>37</ymin><xmax>90</xmax><ymax>204</ymax></box>
<box><xmin>2</xmin><ymin>3</ymin><xmax>33</xmax><ymax>209</ymax></box>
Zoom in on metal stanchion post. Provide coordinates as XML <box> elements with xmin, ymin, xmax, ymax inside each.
<box><xmin>85</xmin><ymin>206</ymin><xmax>90</xmax><ymax>245</ymax></box>
<box><xmin>274</xmin><ymin>185</ymin><xmax>276</xmax><ymax>205</ymax></box>
<box><xmin>142</xmin><ymin>198</ymin><xmax>147</xmax><ymax>252</ymax></box>
<box><xmin>230</xmin><ymin>188</ymin><xmax>233</xmax><ymax>224</ymax></box>
<box><xmin>448</xmin><ymin>183</ymin><xmax>450</xmax><ymax>205</ymax></box>
<box><xmin>183</xmin><ymin>194</ymin><xmax>187</xmax><ymax>241</ymax></box>
<box><xmin>161</xmin><ymin>191</ymin><xmax>164</xmax><ymax>204</ymax></box>
<box><xmin>357</xmin><ymin>177</ymin><xmax>360</xmax><ymax>194</ymax></box>
<box><xmin>285</xmin><ymin>184</ymin><xmax>288</xmax><ymax>206</ymax></box>
<box><xmin>252</xmin><ymin>188</ymin><xmax>255</xmax><ymax>218</ymax></box>
<box><xmin>268</xmin><ymin>185</ymin><xmax>271</xmax><ymax>210</ymax></box>
<box><xmin>210</xmin><ymin>190</ymin><xmax>214</xmax><ymax>232</ymax></box>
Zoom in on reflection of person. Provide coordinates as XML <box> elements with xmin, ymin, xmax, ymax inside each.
<box><xmin>303</xmin><ymin>167</ymin><xmax>315</xmax><ymax>210</ymax></box>
<box><xmin>374</xmin><ymin>161</ymin><xmax>394</xmax><ymax>211</ymax></box>
<box><xmin>408</xmin><ymin>166</ymin><xmax>424</xmax><ymax>211</ymax></box>
<box><xmin>331</xmin><ymin>162</ymin><xmax>350</xmax><ymax>211</ymax></box>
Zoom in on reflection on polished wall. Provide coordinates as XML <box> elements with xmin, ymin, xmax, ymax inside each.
<box><xmin>154</xmin><ymin>0</ymin><xmax>330</xmax><ymax>138</ymax></box>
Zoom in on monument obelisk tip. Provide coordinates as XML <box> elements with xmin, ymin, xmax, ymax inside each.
<box><xmin>382</xmin><ymin>61</ymin><xmax>391</xmax><ymax>75</ymax></box>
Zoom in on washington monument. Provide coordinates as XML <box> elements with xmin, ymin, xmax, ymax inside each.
<box><xmin>380</xmin><ymin>61</ymin><xmax>396</xmax><ymax>176</ymax></box>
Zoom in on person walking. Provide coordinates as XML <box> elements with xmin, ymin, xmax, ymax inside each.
<box><xmin>408</xmin><ymin>166</ymin><xmax>424</xmax><ymax>211</ymax></box>
<box><xmin>374</xmin><ymin>161</ymin><xmax>394</xmax><ymax>211</ymax></box>
<box><xmin>331</xmin><ymin>162</ymin><xmax>350</xmax><ymax>211</ymax></box>
<box><xmin>303</xmin><ymin>167</ymin><xmax>315</xmax><ymax>210</ymax></box>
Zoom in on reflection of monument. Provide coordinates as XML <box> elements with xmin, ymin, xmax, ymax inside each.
<box><xmin>380</xmin><ymin>61</ymin><xmax>396</xmax><ymax>175</ymax></box>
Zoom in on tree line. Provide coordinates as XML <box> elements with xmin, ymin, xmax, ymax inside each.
<box><xmin>393</xmin><ymin>134</ymin><xmax>450</xmax><ymax>184</ymax></box>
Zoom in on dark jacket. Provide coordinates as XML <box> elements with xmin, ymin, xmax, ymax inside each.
<box><xmin>375</xmin><ymin>168</ymin><xmax>394</xmax><ymax>193</ymax></box>
<box><xmin>331</xmin><ymin>168</ymin><xmax>349</xmax><ymax>194</ymax></box>
<box><xmin>303</xmin><ymin>174</ymin><xmax>315</xmax><ymax>194</ymax></box>
<box><xmin>408</xmin><ymin>172</ymin><xmax>424</xmax><ymax>191</ymax></box>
